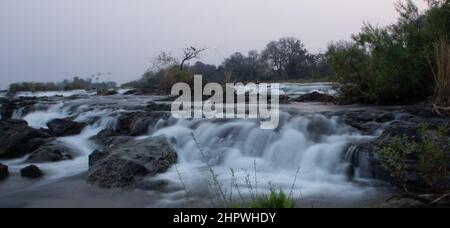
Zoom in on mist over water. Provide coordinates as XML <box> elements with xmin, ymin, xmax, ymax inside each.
<box><xmin>0</xmin><ymin>84</ymin><xmax>392</xmax><ymax>207</ymax></box>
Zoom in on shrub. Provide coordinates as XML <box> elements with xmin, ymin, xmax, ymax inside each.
<box><xmin>376</xmin><ymin>136</ymin><xmax>416</xmax><ymax>190</ymax></box>
<box><xmin>327</xmin><ymin>0</ymin><xmax>450</xmax><ymax>104</ymax></box>
<box><xmin>418</xmin><ymin>124</ymin><xmax>449</xmax><ymax>188</ymax></box>
<box><xmin>377</xmin><ymin>123</ymin><xmax>449</xmax><ymax>191</ymax></box>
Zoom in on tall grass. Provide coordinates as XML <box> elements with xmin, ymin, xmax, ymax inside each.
<box><xmin>190</xmin><ymin>132</ymin><xmax>299</xmax><ymax>208</ymax></box>
<box><xmin>430</xmin><ymin>38</ymin><xmax>450</xmax><ymax>114</ymax></box>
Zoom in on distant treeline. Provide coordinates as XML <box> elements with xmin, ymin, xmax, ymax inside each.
<box><xmin>122</xmin><ymin>37</ymin><xmax>334</xmax><ymax>93</ymax></box>
<box><xmin>9</xmin><ymin>77</ymin><xmax>117</xmax><ymax>93</ymax></box>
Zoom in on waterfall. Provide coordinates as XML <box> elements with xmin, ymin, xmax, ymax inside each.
<box><xmin>151</xmin><ymin>112</ymin><xmax>379</xmax><ymax>202</ymax></box>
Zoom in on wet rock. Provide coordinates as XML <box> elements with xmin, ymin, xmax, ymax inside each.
<box><xmin>346</xmin><ymin>113</ymin><xmax>450</xmax><ymax>193</ymax></box>
<box><xmin>26</xmin><ymin>141</ymin><xmax>73</xmax><ymax>163</ymax></box>
<box><xmin>20</xmin><ymin>165</ymin><xmax>44</xmax><ymax>179</ymax></box>
<box><xmin>47</xmin><ymin>118</ymin><xmax>86</xmax><ymax>136</ymax></box>
<box><xmin>292</xmin><ymin>92</ymin><xmax>335</xmax><ymax>103</ymax></box>
<box><xmin>89</xmin><ymin>150</ymin><xmax>110</xmax><ymax>167</ymax></box>
<box><xmin>123</xmin><ymin>89</ymin><xmax>137</xmax><ymax>95</ymax></box>
<box><xmin>117</xmin><ymin>111</ymin><xmax>169</xmax><ymax>136</ymax></box>
<box><xmin>0</xmin><ymin>119</ymin><xmax>50</xmax><ymax>159</ymax></box>
<box><xmin>145</xmin><ymin>102</ymin><xmax>171</xmax><ymax>112</ymax></box>
<box><xmin>91</xmin><ymin>129</ymin><xmax>121</xmax><ymax>144</ymax></box>
<box><xmin>377</xmin><ymin>197</ymin><xmax>429</xmax><ymax>208</ymax></box>
<box><xmin>87</xmin><ymin>136</ymin><xmax>178</xmax><ymax>188</ymax></box>
<box><xmin>0</xmin><ymin>163</ymin><xmax>9</xmax><ymax>181</ymax></box>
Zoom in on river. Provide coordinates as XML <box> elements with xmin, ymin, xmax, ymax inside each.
<box><xmin>0</xmin><ymin>83</ymin><xmax>394</xmax><ymax>208</ymax></box>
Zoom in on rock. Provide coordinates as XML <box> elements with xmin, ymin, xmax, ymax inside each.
<box><xmin>20</xmin><ymin>165</ymin><xmax>44</xmax><ymax>179</ymax></box>
<box><xmin>47</xmin><ymin>118</ymin><xmax>86</xmax><ymax>136</ymax></box>
<box><xmin>345</xmin><ymin>112</ymin><xmax>450</xmax><ymax>193</ymax></box>
<box><xmin>89</xmin><ymin>150</ymin><xmax>110</xmax><ymax>167</ymax></box>
<box><xmin>377</xmin><ymin>197</ymin><xmax>429</xmax><ymax>208</ymax></box>
<box><xmin>91</xmin><ymin>129</ymin><xmax>121</xmax><ymax>145</ymax></box>
<box><xmin>292</xmin><ymin>92</ymin><xmax>335</xmax><ymax>103</ymax></box>
<box><xmin>0</xmin><ymin>163</ymin><xmax>9</xmax><ymax>181</ymax></box>
<box><xmin>117</xmin><ymin>111</ymin><xmax>169</xmax><ymax>136</ymax></box>
<box><xmin>145</xmin><ymin>102</ymin><xmax>171</xmax><ymax>112</ymax></box>
<box><xmin>26</xmin><ymin>141</ymin><xmax>73</xmax><ymax>163</ymax></box>
<box><xmin>0</xmin><ymin>119</ymin><xmax>50</xmax><ymax>159</ymax></box>
<box><xmin>87</xmin><ymin>136</ymin><xmax>178</xmax><ymax>188</ymax></box>
<box><xmin>123</xmin><ymin>89</ymin><xmax>137</xmax><ymax>95</ymax></box>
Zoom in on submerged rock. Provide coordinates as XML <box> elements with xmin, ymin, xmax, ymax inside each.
<box><xmin>0</xmin><ymin>163</ymin><xmax>9</xmax><ymax>181</ymax></box>
<box><xmin>47</xmin><ymin>118</ymin><xmax>86</xmax><ymax>136</ymax></box>
<box><xmin>20</xmin><ymin>165</ymin><xmax>44</xmax><ymax>179</ymax></box>
<box><xmin>26</xmin><ymin>141</ymin><xmax>74</xmax><ymax>163</ymax></box>
<box><xmin>87</xmin><ymin>136</ymin><xmax>178</xmax><ymax>189</ymax></box>
<box><xmin>0</xmin><ymin>119</ymin><xmax>50</xmax><ymax>159</ymax></box>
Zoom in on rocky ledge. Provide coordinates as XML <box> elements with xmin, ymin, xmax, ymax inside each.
<box><xmin>87</xmin><ymin>136</ymin><xmax>177</xmax><ymax>189</ymax></box>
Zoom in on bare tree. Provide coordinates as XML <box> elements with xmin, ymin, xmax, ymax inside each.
<box><xmin>180</xmin><ymin>46</ymin><xmax>207</xmax><ymax>71</ymax></box>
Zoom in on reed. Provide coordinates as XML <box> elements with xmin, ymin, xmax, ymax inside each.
<box><xmin>431</xmin><ymin>38</ymin><xmax>450</xmax><ymax>114</ymax></box>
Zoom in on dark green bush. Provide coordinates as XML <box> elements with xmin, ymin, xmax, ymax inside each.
<box><xmin>327</xmin><ymin>0</ymin><xmax>450</xmax><ymax>104</ymax></box>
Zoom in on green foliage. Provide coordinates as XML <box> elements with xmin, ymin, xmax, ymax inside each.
<box><xmin>249</xmin><ymin>189</ymin><xmax>295</xmax><ymax>209</ymax></box>
<box><xmin>418</xmin><ymin>124</ymin><xmax>449</xmax><ymax>187</ymax></box>
<box><xmin>327</xmin><ymin>0</ymin><xmax>450</xmax><ymax>104</ymax></box>
<box><xmin>377</xmin><ymin>136</ymin><xmax>416</xmax><ymax>188</ymax></box>
<box><xmin>377</xmin><ymin>123</ymin><xmax>449</xmax><ymax>191</ymax></box>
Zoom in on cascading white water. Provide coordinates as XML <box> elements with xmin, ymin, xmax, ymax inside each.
<box><xmin>150</xmin><ymin>112</ymin><xmax>379</xmax><ymax>206</ymax></box>
<box><xmin>22</xmin><ymin>102</ymin><xmax>69</xmax><ymax>128</ymax></box>
<box><xmin>2</xmin><ymin>100</ymin><xmax>120</xmax><ymax>185</ymax></box>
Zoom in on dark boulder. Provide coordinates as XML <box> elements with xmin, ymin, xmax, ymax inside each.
<box><xmin>87</xmin><ymin>136</ymin><xmax>178</xmax><ymax>188</ymax></box>
<box><xmin>47</xmin><ymin>118</ymin><xmax>86</xmax><ymax>136</ymax></box>
<box><xmin>145</xmin><ymin>102</ymin><xmax>171</xmax><ymax>112</ymax></box>
<box><xmin>117</xmin><ymin>111</ymin><xmax>169</xmax><ymax>136</ymax></box>
<box><xmin>26</xmin><ymin>141</ymin><xmax>73</xmax><ymax>163</ymax></box>
<box><xmin>0</xmin><ymin>119</ymin><xmax>50</xmax><ymax>159</ymax></box>
<box><xmin>0</xmin><ymin>163</ymin><xmax>9</xmax><ymax>181</ymax></box>
<box><xmin>20</xmin><ymin>165</ymin><xmax>44</xmax><ymax>179</ymax></box>
<box><xmin>293</xmin><ymin>92</ymin><xmax>335</xmax><ymax>103</ymax></box>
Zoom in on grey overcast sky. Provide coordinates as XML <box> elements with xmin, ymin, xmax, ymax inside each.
<box><xmin>0</xmin><ymin>0</ymin><xmax>428</xmax><ymax>89</ymax></box>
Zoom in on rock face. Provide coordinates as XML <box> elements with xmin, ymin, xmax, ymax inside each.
<box><xmin>26</xmin><ymin>141</ymin><xmax>73</xmax><ymax>163</ymax></box>
<box><xmin>0</xmin><ymin>119</ymin><xmax>50</xmax><ymax>159</ymax></box>
<box><xmin>117</xmin><ymin>111</ymin><xmax>169</xmax><ymax>136</ymax></box>
<box><xmin>342</xmin><ymin>109</ymin><xmax>450</xmax><ymax>193</ymax></box>
<box><xmin>47</xmin><ymin>118</ymin><xmax>86</xmax><ymax>136</ymax></box>
<box><xmin>0</xmin><ymin>163</ymin><xmax>9</xmax><ymax>181</ymax></box>
<box><xmin>293</xmin><ymin>92</ymin><xmax>335</xmax><ymax>103</ymax></box>
<box><xmin>0</xmin><ymin>98</ymin><xmax>37</xmax><ymax>119</ymax></box>
<box><xmin>20</xmin><ymin>165</ymin><xmax>44</xmax><ymax>178</ymax></box>
<box><xmin>87</xmin><ymin>136</ymin><xmax>178</xmax><ymax>188</ymax></box>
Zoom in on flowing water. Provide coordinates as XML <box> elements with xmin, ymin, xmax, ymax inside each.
<box><xmin>0</xmin><ymin>84</ymin><xmax>393</xmax><ymax>208</ymax></box>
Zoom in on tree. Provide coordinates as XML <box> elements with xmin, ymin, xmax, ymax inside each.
<box><xmin>180</xmin><ymin>46</ymin><xmax>207</xmax><ymax>71</ymax></box>
<box><xmin>261</xmin><ymin>37</ymin><xmax>314</xmax><ymax>79</ymax></box>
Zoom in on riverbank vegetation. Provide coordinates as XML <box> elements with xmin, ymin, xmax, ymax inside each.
<box><xmin>377</xmin><ymin>123</ymin><xmax>449</xmax><ymax>193</ymax></box>
<box><xmin>9</xmin><ymin>76</ymin><xmax>117</xmax><ymax>93</ymax></box>
<box><xmin>328</xmin><ymin>0</ymin><xmax>450</xmax><ymax>106</ymax></box>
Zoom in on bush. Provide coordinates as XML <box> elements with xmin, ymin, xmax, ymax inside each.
<box><xmin>377</xmin><ymin>123</ymin><xmax>449</xmax><ymax>191</ymax></box>
<box><xmin>418</xmin><ymin>124</ymin><xmax>449</xmax><ymax>187</ymax></box>
<box><xmin>327</xmin><ymin>0</ymin><xmax>450</xmax><ymax>104</ymax></box>
<box><xmin>376</xmin><ymin>136</ymin><xmax>416</xmax><ymax>189</ymax></box>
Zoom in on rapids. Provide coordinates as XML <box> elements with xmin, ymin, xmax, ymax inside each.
<box><xmin>0</xmin><ymin>84</ymin><xmax>393</xmax><ymax>207</ymax></box>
